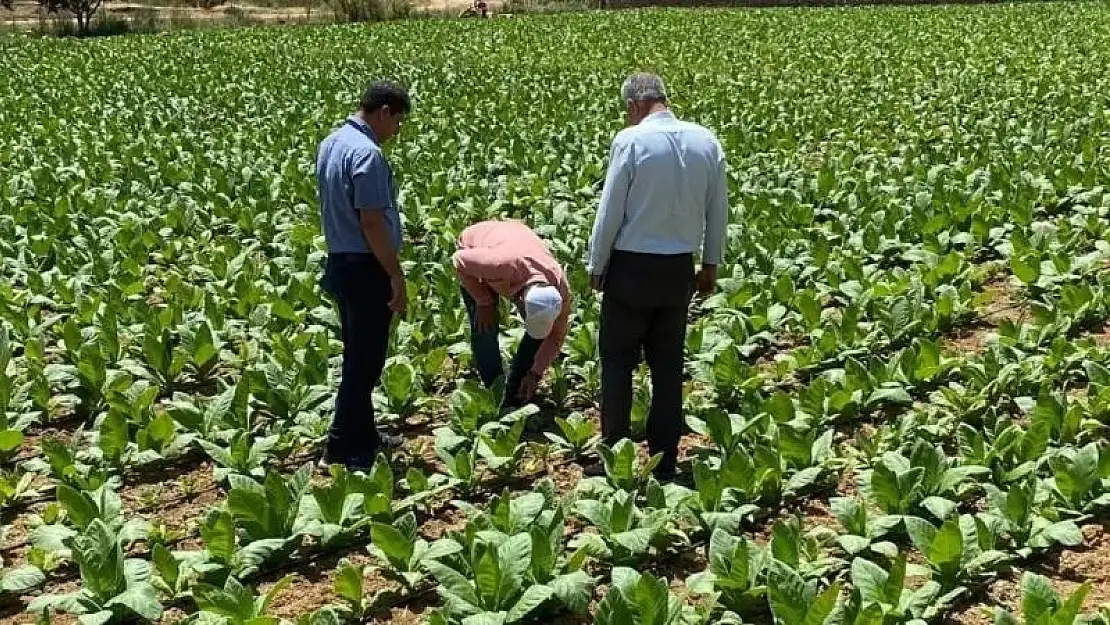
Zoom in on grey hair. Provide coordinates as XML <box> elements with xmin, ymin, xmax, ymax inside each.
<box><xmin>621</xmin><ymin>72</ymin><xmax>668</xmax><ymax>103</ymax></box>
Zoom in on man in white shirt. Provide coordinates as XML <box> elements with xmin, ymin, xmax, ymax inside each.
<box><xmin>586</xmin><ymin>72</ymin><xmax>729</xmax><ymax>481</ymax></box>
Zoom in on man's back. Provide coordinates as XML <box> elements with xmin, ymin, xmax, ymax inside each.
<box><xmin>316</xmin><ymin>119</ymin><xmax>400</xmax><ymax>254</ymax></box>
<box><xmin>600</xmin><ymin>110</ymin><xmax>727</xmax><ymax>262</ymax></box>
<box><xmin>456</xmin><ymin>220</ymin><xmax>568</xmax><ymax>293</ymax></box>
<box><xmin>458</xmin><ymin>220</ymin><xmax>550</xmax><ymax>257</ymax></box>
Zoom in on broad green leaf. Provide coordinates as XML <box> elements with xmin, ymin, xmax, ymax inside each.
<box><xmin>1043</xmin><ymin>522</ymin><xmax>1082</xmax><ymax>546</ymax></box>
<box><xmin>370</xmin><ymin>523</ymin><xmax>414</xmax><ymax>566</ymax></box>
<box><xmin>421</xmin><ymin>538</ymin><xmax>464</xmax><ymax>563</ymax></box>
<box><xmin>804</xmin><ymin>582</ymin><xmax>842</xmax><ymax>625</ymax></box>
<box><xmin>550</xmin><ymin>571</ymin><xmax>593</xmax><ymax>614</ymax></box>
<box><xmin>929</xmin><ymin>518</ymin><xmax>964</xmax><ymax>570</ymax></box>
<box><xmin>56</xmin><ymin>484</ymin><xmax>99</xmax><ymax>530</ymax></box>
<box><xmin>612</xmin><ymin>528</ymin><xmax>655</xmax><ymax>555</ymax></box>
<box><xmin>1019</xmin><ymin>572</ymin><xmax>1058</xmax><ymax>624</ymax></box>
<box><xmin>851</xmin><ymin>558</ymin><xmax>888</xmax><ymax>605</ymax></box>
<box><xmin>0</xmin><ymin>429</ymin><xmax>23</xmax><ymax>453</ymax></box>
<box><xmin>78</xmin><ymin>612</ymin><xmax>114</xmax><ymax>625</ymax></box>
<box><xmin>152</xmin><ymin>544</ymin><xmax>179</xmax><ymax>590</ymax></box>
<box><xmin>104</xmin><ymin>583</ymin><xmax>163</xmax><ymax>620</ymax></box>
<box><xmin>1</xmin><ymin>565</ymin><xmax>46</xmax><ymax>593</ymax></box>
<box><xmin>1010</xmin><ymin>256</ymin><xmax>1039</xmax><ymax>285</ymax></box>
<box><xmin>461</xmin><ymin>614</ymin><xmax>508</xmax><ymax>625</ymax></box>
<box><xmin>333</xmin><ymin>561</ymin><xmax>364</xmax><ymax>605</ymax></box>
<box><xmin>201</xmin><ymin>510</ymin><xmax>237</xmax><ymax>562</ymax></box>
<box><xmin>505</xmin><ymin>584</ymin><xmax>553</xmax><ymax>622</ymax></box>
<box><xmin>767</xmin><ymin>561</ymin><xmax>808</xmax><ymax>625</ymax></box>
<box><xmin>426</xmin><ymin>560</ymin><xmax>483</xmax><ymax>609</ymax></box>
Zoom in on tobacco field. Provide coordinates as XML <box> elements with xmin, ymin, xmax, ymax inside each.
<box><xmin>2</xmin><ymin>2</ymin><xmax>1110</xmax><ymax>624</ymax></box>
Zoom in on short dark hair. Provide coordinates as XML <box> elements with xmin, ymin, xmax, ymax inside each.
<box><xmin>360</xmin><ymin>80</ymin><xmax>411</xmax><ymax>115</ymax></box>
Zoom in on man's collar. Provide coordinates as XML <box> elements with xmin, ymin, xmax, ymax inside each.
<box><xmin>347</xmin><ymin>114</ymin><xmax>380</xmax><ymax>144</ymax></box>
<box><xmin>643</xmin><ymin>110</ymin><xmax>676</xmax><ymax>123</ymax></box>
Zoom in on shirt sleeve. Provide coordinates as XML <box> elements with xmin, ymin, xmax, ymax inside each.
<box><xmin>703</xmin><ymin>142</ymin><xmax>729</xmax><ymax>266</ymax></box>
<box><xmin>351</xmin><ymin>150</ymin><xmax>392</xmax><ymax>211</ymax></box>
<box><xmin>530</xmin><ymin>298</ymin><xmax>570</xmax><ymax>377</ymax></box>
<box><xmin>587</xmin><ymin>137</ymin><xmax>635</xmax><ymax>276</ymax></box>
<box><xmin>452</xmin><ymin>247</ymin><xmax>515</xmax><ymax>306</ymax></box>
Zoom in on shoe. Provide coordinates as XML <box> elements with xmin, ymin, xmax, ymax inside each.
<box><xmin>319</xmin><ymin>450</ymin><xmax>374</xmax><ymax>474</ymax></box>
<box><xmin>652</xmin><ymin>456</ymin><xmax>678</xmax><ymax>483</ymax></box>
<box><xmin>320</xmin><ymin>446</ymin><xmax>345</xmax><ymax>467</ymax></box>
<box><xmin>377</xmin><ymin>431</ymin><xmax>405</xmax><ymax>450</ymax></box>
<box><xmin>343</xmin><ymin>456</ymin><xmax>376</xmax><ymax>473</ymax></box>
<box><xmin>581</xmin><ymin>460</ymin><xmax>606</xmax><ymax>478</ymax></box>
<box><xmin>652</xmin><ymin>467</ymin><xmax>677</xmax><ymax>483</ymax></box>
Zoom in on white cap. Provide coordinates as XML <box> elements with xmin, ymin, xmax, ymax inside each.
<box><xmin>523</xmin><ymin>285</ymin><xmax>562</xmax><ymax>339</ymax></box>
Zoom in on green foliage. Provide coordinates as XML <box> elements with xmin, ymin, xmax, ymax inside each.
<box><xmin>570</xmin><ymin>490</ymin><xmax>679</xmax><ymax>565</ymax></box>
<box><xmin>424</xmin><ymin>532</ymin><xmax>579</xmax><ymax>624</ymax></box>
<box><xmin>596</xmin><ymin>568</ymin><xmax>697</xmax><ymax>625</ymax></box>
<box><xmin>904</xmin><ymin>515</ymin><xmax>1009</xmax><ymax>593</ymax></box>
<box><xmin>766</xmin><ymin>560</ymin><xmax>841</xmax><ymax>625</ymax></box>
<box><xmin>186</xmin><ymin>574</ymin><xmax>294</xmax><ymax>625</ymax></box>
<box><xmin>226</xmin><ymin>465</ymin><xmax>312</xmax><ymax>542</ymax></box>
<box><xmin>4</xmin><ymin>5</ymin><xmax>1110</xmax><ymax>625</ymax></box>
<box><xmin>367</xmin><ymin>512</ymin><xmax>461</xmax><ymax>590</ymax></box>
<box><xmin>685</xmin><ymin>529</ymin><xmax>768</xmax><ymax>617</ymax></box>
<box><xmin>993</xmin><ymin>573</ymin><xmax>1091</xmax><ymax>625</ymax></box>
<box><xmin>544</xmin><ymin>412</ymin><xmax>600</xmax><ymax>457</ymax></box>
<box><xmin>28</xmin><ymin>520</ymin><xmax>163</xmax><ymax>623</ymax></box>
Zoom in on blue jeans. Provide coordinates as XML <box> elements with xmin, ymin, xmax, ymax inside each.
<box><xmin>461</xmin><ymin>288</ymin><xmax>542</xmax><ymax>408</ymax></box>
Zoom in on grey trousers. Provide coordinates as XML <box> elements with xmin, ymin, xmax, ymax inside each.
<box><xmin>599</xmin><ymin>250</ymin><xmax>694</xmax><ymax>473</ymax></box>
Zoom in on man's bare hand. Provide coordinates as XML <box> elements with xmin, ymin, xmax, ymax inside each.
<box><xmin>590</xmin><ymin>274</ymin><xmax>605</xmax><ymax>292</ymax></box>
<box><xmin>696</xmin><ymin>265</ymin><xmax>718</xmax><ymax>296</ymax></box>
<box><xmin>475</xmin><ymin>303</ymin><xmax>497</xmax><ymax>333</ymax></box>
<box><xmin>389</xmin><ymin>274</ymin><xmax>407</xmax><ymax>314</ymax></box>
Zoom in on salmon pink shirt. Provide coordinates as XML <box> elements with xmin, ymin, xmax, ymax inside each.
<box><xmin>452</xmin><ymin>220</ymin><xmax>572</xmax><ymax>378</ymax></box>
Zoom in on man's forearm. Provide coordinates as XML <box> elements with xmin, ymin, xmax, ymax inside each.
<box><xmin>703</xmin><ymin>157</ymin><xmax>729</xmax><ymax>266</ymax></box>
<box><xmin>361</xmin><ymin>220</ymin><xmax>402</xmax><ymax>276</ymax></box>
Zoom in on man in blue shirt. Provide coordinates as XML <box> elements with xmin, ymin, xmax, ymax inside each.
<box><xmin>316</xmin><ymin>80</ymin><xmax>410</xmax><ymax>471</ymax></box>
<box><xmin>587</xmin><ymin>72</ymin><xmax>729</xmax><ymax>481</ymax></box>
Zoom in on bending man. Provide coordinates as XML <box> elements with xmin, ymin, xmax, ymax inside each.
<box><xmin>453</xmin><ymin>220</ymin><xmax>571</xmax><ymax>408</ymax></box>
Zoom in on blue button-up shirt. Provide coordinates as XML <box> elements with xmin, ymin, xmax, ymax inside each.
<box><xmin>316</xmin><ymin>116</ymin><xmax>403</xmax><ymax>253</ymax></box>
<box><xmin>587</xmin><ymin>110</ymin><xmax>729</xmax><ymax>275</ymax></box>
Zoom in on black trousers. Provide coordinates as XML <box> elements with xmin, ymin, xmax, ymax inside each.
<box><xmin>321</xmin><ymin>253</ymin><xmax>393</xmax><ymax>461</ymax></box>
<box><xmin>599</xmin><ymin>250</ymin><xmax>694</xmax><ymax>473</ymax></box>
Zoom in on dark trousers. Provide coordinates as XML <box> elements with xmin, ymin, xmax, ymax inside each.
<box><xmin>461</xmin><ymin>288</ymin><xmax>542</xmax><ymax>408</ymax></box>
<box><xmin>321</xmin><ymin>253</ymin><xmax>393</xmax><ymax>461</ymax></box>
<box><xmin>600</xmin><ymin>251</ymin><xmax>694</xmax><ymax>473</ymax></box>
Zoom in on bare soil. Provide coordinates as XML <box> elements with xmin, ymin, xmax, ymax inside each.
<box><xmin>978</xmin><ymin>278</ymin><xmax>1029</xmax><ymax>326</ymax></box>
<box><xmin>1083</xmin><ymin>323</ymin><xmax>1110</xmax><ymax>348</ymax></box>
<box><xmin>0</xmin><ymin>0</ymin><xmax>489</xmax><ymax>28</ymax></box>
<box><xmin>121</xmin><ymin>459</ymin><xmax>223</xmax><ymax>541</ymax></box>
<box><xmin>797</xmin><ymin>497</ymin><xmax>841</xmax><ymax>533</ymax></box>
<box><xmin>2</xmin><ymin>1</ymin><xmax>322</xmax><ymax>25</ymax></box>
<box><xmin>942</xmin><ymin>277</ymin><xmax>1028</xmax><ymax>354</ymax></box>
<box><xmin>947</xmin><ymin>523</ymin><xmax>1110</xmax><ymax>625</ymax></box>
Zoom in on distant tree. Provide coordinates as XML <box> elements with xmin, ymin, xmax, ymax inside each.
<box><xmin>1</xmin><ymin>0</ymin><xmax>12</xmax><ymax>11</ymax></box>
<box><xmin>39</xmin><ymin>0</ymin><xmax>105</xmax><ymax>34</ymax></box>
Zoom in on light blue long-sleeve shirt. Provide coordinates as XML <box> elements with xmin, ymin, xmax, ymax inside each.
<box><xmin>587</xmin><ymin>110</ymin><xmax>729</xmax><ymax>276</ymax></box>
